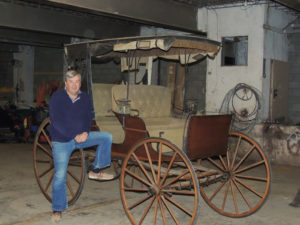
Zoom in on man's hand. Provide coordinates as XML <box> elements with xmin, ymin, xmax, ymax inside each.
<box><xmin>75</xmin><ymin>132</ymin><xmax>88</xmax><ymax>143</ymax></box>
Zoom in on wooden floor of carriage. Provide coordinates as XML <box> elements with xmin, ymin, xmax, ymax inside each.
<box><xmin>0</xmin><ymin>143</ymin><xmax>299</xmax><ymax>225</ymax></box>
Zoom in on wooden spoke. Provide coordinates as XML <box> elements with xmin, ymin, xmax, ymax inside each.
<box><xmin>41</xmin><ymin>129</ymin><xmax>51</xmax><ymax>147</ymax></box>
<box><xmin>128</xmin><ymin>195</ymin><xmax>153</xmax><ymax>210</ymax></box>
<box><xmin>220</xmin><ymin>154</ymin><xmax>228</xmax><ymax>171</ymax></box>
<box><xmin>124</xmin><ymin>187</ymin><xmax>149</xmax><ymax>192</ymax></box>
<box><xmin>36</xmin><ymin>159</ymin><xmax>51</xmax><ymax>164</ymax></box>
<box><xmin>37</xmin><ymin>143</ymin><xmax>52</xmax><ymax>158</ymax></box>
<box><xmin>235</xmin><ymin>160</ymin><xmax>265</xmax><ymax>174</ymax></box>
<box><xmin>208</xmin><ymin>157</ymin><xmax>226</xmax><ymax>172</ymax></box>
<box><xmin>45</xmin><ymin>171</ymin><xmax>54</xmax><ymax>192</ymax></box>
<box><xmin>230</xmin><ymin>180</ymin><xmax>239</xmax><ymax>214</ymax></box>
<box><xmin>144</xmin><ymin>143</ymin><xmax>157</xmax><ymax>183</ymax></box>
<box><xmin>153</xmin><ymin>196</ymin><xmax>159</xmax><ymax>225</ymax></box>
<box><xmin>38</xmin><ymin>165</ymin><xmax>54</xmax><ymax>178</ymax></box>
<box><xmin>235</xmin><ymin>174</ymin><xmax>268</xmax><ymax>182</ymax></box>
<box><xmin>159</xmin><ymin>152</ymin><xmax>177</xmax><ymax>186</ymax></box>
<box><xmin>67</xmin><ymin>170</ymin><xmax>81</xmax><ymax>184</ymax></box>
<box><xmin>222</xmin><ymin>181</ymin><xmax>230</xmax><ymax>210</ymax></box>
<box><xmin>138</xmin><ymin>196</ymin><xmax>155</xmax><ymax>225</ymax></box>
<box><xmin>162</xmin><ymin>169</ymin><xmax>190</xmax><ymax>189</ymax></box>
<box><xmin>132</xmin><ymin>153</ymin><xmax>154</xmax><ymax>185</ymax></box>
<box><xmin>161</xmin><ymin>196</ymin><xmax>180</xmax><ymax>225</ymax></box>
<box><xmin>124</xmin><ymin>168</ymin><xmax>151</xmax><ymax>187</ymax></box>
<box><xmin>164</xmin><ymin>195</ymin><xmax>193</xmax><ymax>216</ymax></box>
<box><xmin>231</xmin><ymin>135</ymin><xmax>241</xmax><ymax>170</ymax></box>
<box><xmin>232</xmin><ymin>179</ymin><xmax>252</xmax><ymax>209</ymax></box>
<box><xmin>235</xmin><ymin>177</ymin><xmax>264</xmax><ymax>198</ymax></box>
<box><xmin>159</xmin><ymin>198</ymin><xmax>167</xmax><ymax>225</ymax></box>
<box><xmin>233</xmin><ymin>145</ymin><xmax>255</xmax><ymax>171</ymax></box>
<box><xmin>66</xmin><ymin>179</ymin><xmax>75</xmax><ymax>198</ymax></box>
<box><xmin>209</xmin><ymin>181</ymin><xmax>226</xmax><ymax>201</ymax></box>
<box><xmin>157</xmin><ymin>142</ymin><xmax>162</xmax><ymax>184</ymax></box>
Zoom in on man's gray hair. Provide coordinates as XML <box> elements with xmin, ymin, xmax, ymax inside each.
<box><xmin>64</xmin><ymin>70</ymin><xmax>81</xmax><ymax>81</ymax></box>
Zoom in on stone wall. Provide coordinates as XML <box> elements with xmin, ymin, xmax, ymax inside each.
<box><xmin>249</xmin><ymin>123</ymin><xmax>300</xmax><ymax>167</ymax></box>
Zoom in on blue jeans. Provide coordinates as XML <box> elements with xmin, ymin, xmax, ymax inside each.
<box><xmin>51</xmin><ymin>131</ymin><xmax>112</xmax><ymax>211</ymax></box>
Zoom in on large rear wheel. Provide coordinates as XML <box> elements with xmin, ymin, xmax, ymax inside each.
<box><xmin>199</xmin><ymin>132</ymin><xmax>271</xmax><ymax>217</ymax></box>
<box><xmin>120</xmin><ymin>137</ymin><xmax>199</xmax><ymax>225</ymax></box>
<box><xmin>33</xmin><ymin>118</ymin><xmax>85</xmax><ymax>205</ymax></box>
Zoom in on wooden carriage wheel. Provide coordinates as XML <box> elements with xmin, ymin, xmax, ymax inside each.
<box><xmin>120</xmin><ymin>137</ymin><xmax>200</xmax><ymax>225</ymax></box>
<box><xmin>199</xmin><ymin>132</ymin><xmax>271</xmax><ymax>217</ymax></box>
<box><xmin>33</xmin><ymin>118</ymin><xmax>85</xmax><ymax>205</ymax></box>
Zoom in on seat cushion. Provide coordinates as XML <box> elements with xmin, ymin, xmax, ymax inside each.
<box><xmin>144</xmin><ymin>117</ymin><xmax>186</xmax><ymax>149</ymax></box>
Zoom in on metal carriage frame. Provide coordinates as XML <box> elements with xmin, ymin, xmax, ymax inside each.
<box><xmin>33</xmin><ymin>35</ymin><xmax>271</xmax><ymax>225</ymax></box>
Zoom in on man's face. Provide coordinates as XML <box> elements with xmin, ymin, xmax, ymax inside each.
<box><xmin>65</xmin><ymin>74</ymin><xmax>81</xmax><ymax>97</ymax></box>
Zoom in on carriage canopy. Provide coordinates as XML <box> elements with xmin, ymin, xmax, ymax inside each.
<box><xmin>65</xmin><ymin>35</ymin><xmax>221</xmax><ymax>67</ymax></box>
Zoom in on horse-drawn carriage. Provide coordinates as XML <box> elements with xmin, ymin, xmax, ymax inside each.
<box><xmin>33</xmin><ymin>35</ymin><xmax>271</xmax><ymax>225</ymax></box>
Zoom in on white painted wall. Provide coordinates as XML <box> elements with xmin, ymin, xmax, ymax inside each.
<box><xmin>202</xmin><ymin>5</ymin><xmax>265</xmax><ymax>115</ymax></box>
<box><xmin>197</xmin><ymin>5</ymin><xmax>295</xmax><ymax>121</ymax></box>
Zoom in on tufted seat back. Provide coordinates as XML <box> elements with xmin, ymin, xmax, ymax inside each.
<box><xmin>92</xmin><ymin>83</ymin><xmax>115</xmax><ymax>118</ymax></box>
<box><xmin>112</xmin><ymin>84</ymin><xmax>172</xmax><ymax>118</ymax></box>
<box><xmin>92</xmin><ymin>83</ymin><xmax>185</xmax><ymax>148</ymax></box>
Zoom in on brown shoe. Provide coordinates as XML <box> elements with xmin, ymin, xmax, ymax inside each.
<box><xmin>51</xmin><ymin>211</ymin><xmax>62</xmax><ymax>223</ymax></box>
<box><xmin>88</xmin><ymin>170</ymin><xmax>114</xmax><ymax>181</ymax></box>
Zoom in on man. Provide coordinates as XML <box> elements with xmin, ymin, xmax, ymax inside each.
<box><xmin>49</xmin><ymin>70</ymin><xmax>113</xmax><ymax>222</ymax></box>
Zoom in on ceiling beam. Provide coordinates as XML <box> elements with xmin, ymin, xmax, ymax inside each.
<box><xmin>0</xmin><ymin>27</ymin><xmax>71</xmax><ymax>48</ymax></box>
<box><xmin>0</xmin><ymin>42</ymin><xmax>19</xmax><ymax>52</ymax></box>
<box><xmin>47</xmin><ymin>0</ymin><xmax>199</xmax><ymax>33</ymax></box>
<box><xmin>0</xmin><ymin>1</ymin><xmax>141</xmax><ymax>40</ymax></box>
<box><xmin>274</xmin><ymin>0</ymin><xmax>300</xmax><ymax>12</ymax></box>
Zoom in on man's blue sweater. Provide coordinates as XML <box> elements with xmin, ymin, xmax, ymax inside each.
<box><xmin>49</xmin><ymin>88</ymin><xmax>93</xmax><ymax>142</ymax></box>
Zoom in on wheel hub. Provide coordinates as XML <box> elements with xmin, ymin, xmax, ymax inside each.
<box><xmin>223</xmin><ymin>170</ymin><xmax>235</xmax><ymax>181</ymax></box>
<box><xmin>149</xmin><ymin>184</ymin><xmax>161</xmax><ymax>196</ymax></box>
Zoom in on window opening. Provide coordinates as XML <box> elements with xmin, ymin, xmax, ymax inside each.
<box><xmin>221</xmin><ymin>36</ymin><xmax>248</xmax><ymax>66</ymax></box>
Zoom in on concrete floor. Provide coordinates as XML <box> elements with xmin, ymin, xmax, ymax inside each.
<box><xmin>0</xmin><ymin>143</ymin><xmax>299</xmax><ymax>225</ymax></box>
